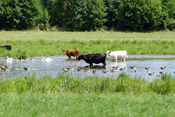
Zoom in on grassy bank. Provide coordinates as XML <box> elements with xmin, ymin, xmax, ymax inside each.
<box><xmin>1</xmin><ymin>73</ymin><xmax>175</xmax><ymax>116</ymax></box>
<box><xmin>1</xmin><ymin>73</ymin><xmax>175</xmax><ymax>95</ymax></box>
<box><xmin>0</xmin><ymin>31</ymin><xmax>175</xmax><ymax>58</ymax></box>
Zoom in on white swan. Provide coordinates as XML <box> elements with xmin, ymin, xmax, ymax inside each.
<box><xmin>6</xmin><ymin>56</ymin><xmax>13</xmax><ymax>62</ymax></box>
<box><xmin>41</xmin><ymin>58</ymin><xmax>53</xmax><ymax>62</ymax></box>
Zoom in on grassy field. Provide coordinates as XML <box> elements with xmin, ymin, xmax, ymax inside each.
<box><xmin>0</xmin><ymin>31</ymin><xmax>175</xmax><ymax>58</ymax></box>
<box><xmin>1</xmin><ymin>31</ymin><xmax>175</xmax><ymax>116</ymax></box>
<box><xmin>1</xmin><ymin>93</ymin><xmax>175</xmax><ymax>117</ymax></box>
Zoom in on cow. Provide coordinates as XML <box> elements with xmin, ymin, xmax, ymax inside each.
<box><xmin>0</xmin><ymin>45</ymin><xmax>12</xmax><ymax>50</ymax></box>
<box><xmin>77</xmin><ymin>53</ymin><xmax>107</xmax><ymax>66</ymax></box>
<box><xmin>63</xmin><ymin>49</ymin><xmax>80</xmax><ymax>59</ymax></box>
<box><xmin>106</xmin><ymin>50</ymin><xmax>128</xmax><ymax>61</ymax></box>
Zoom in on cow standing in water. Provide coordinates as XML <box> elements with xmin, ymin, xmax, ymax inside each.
<box><xmin>77</xmin><ymin>53</ymin><xmax>106</xmax><ymax>66</ymax></box>
<box><xmin>106</xmin><ymin>50</ymin><xmax>128</xmax><ymax>61</ymax></box>
<box><xmin>63</xmin><ymin>49</ymin><xmax>80</xmax><ymax>59</ymax></box>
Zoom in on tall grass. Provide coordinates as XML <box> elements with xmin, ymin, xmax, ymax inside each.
<box><xmin>1</xmin><ymin>73</ymin><xmax>175</xmax><ymax>95</ymax></box>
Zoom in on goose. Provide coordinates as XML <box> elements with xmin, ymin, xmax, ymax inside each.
<box><xmin>84</xmin><ymin>68</ymin><xmax>90</xmax><ymax>72</ymax></box>
<box><xmin>41</xmin><ymin>58</ymin><xmax>53</xmax><ymax>62</ymax></box>
<box><xmin>84</xmin><ymin>66</ymin><xmax>90</xmax><ymax>72</ymax></box>
<box><xmin>93</xmin><ymin>69</ymin><xmax>97</xmax><ymax>74</ymax></box>
<box><xmin>120</xmin><ymin>67</ymin><xmax>126</xmax><ymax>71</ymax></box>
<box><xmin>130</xmin><ymin>66</ymin><xmax>136</xmax><ymax>69</ymax></box>
<box><xmin>110</xmin><ymin>68</ymin><xmax>117</xmax><ymax>73</ymax></box>
<box><xmin>160</xmin><ymin>66</ymin><xmax>166</xmax><ymax>70</ymax></box>
<box><xmin>5</xmin><ymin>65</ymin><xmax>10</xmax><ymax>69</ymax></box>
<box><xmin>112</xmin><ymin>66</ymin><xmax>119</xmax><ymax>70</ymax></box>
<box><xmin>103</xmin><ymin>71</ymin><xmax>109</xmax><ymax>73</ymax></box>
<box><xmin>14</xmin><ymin>67</ymin><xmax>19</xmax><ymax>70</ymax></box>
<box><xmin>66</xmin><ymin>66</ymin><xmax>74</xmax><ymax>71</ymax></box>
<box><xmin>159</xmin><ymin>71</ymin><xmax>164</xmax><ymax>75</ymax></box>
<box><xmin>3</xmin><ymin>68</ymin><xmax>10</xmax><ymax>71</ymax></box>
<box><xmin>77</xmin><ymin>68</ymin><xmax>84</xmax><ymax>72</ymax></box>
<box><xmin>62</xmin><ymin>68</ymin><xmax>70</xmax><ymax>72</ymax></box>
<box><xmin>148</xmin><ymin>72</ymin><xmax>155</xmax><ymax>76</ymax></box>
<box><xmin>24</xmin><ymin>67</ymin><xmax>31</xmax><ymax>70</ymax></box>
<box><xmin>147</xmin><ymin>70</ymin><xmax>150</xmax><ymax>73</ymax></box>
<box><xmin>145</xmin><ymin>67</ymin><xmax>151</xmax><ymax>70</ymax></box>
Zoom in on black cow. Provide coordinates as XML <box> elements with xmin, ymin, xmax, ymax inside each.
<box><xmin>77</xmin><ymin>53</ymin><xmax>106</xmax><ymax>66</ymax></box>
<box><xmin>0</xmin><ymin>45</ymin><xmax>12</xmax><ymax>50</ymax></box>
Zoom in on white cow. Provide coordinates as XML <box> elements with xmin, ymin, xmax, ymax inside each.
<box><xmin>106</xmin><ymin>50</ymin><xmax>128</xmax><ymax>61</ymax></box>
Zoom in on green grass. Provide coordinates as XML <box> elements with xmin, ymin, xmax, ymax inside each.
<box><xmin>1</xmin><ymin>31</ymin><xmax>175</xmax><ymax>116</ymax></box>
<box><xmin>0</xmin><ymin>31</ymin><xmax>175</xmax><ymax>58</ymax></box>
<box><xmin>1</xmin><ymin>73</ymin><xmax>175</xmax><ymax>95</ymax></box>
<box><xmin>0</xmin><ymin>73</ymin><xmax>175</xmax><ymax>116</ymax></box>
<box><xmin>0</xmin><ymin>72</ymin><xmax>175</xmax><ymax>116</ymax></box>
<box><xmin>1</xmin><ymin>93</ymin><xmax>175</xmax><ymax>117</ymax></box>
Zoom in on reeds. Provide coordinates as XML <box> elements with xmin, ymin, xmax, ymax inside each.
<box><xmin>0</xmin><ymin>73</ymin><xmax>175</xmax><ymax>95</ymax></box>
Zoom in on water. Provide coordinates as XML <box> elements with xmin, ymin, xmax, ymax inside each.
<box><xmin>0</xmin><ymin>55</ymin><xmax>175</xmax><ymax>82</ymax></box>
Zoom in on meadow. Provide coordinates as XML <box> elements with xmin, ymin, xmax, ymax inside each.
<box><xmin>0</xmin><ymin>31</ymin><xmax>175</xmax><ymax>58</ymax></box>
<box><xmin>1</xmin><ymin>31</ymin><xmax>175</xmax><ymax>116</ymax></box>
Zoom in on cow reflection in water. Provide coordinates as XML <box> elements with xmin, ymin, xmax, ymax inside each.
<box><xmin>83</xmin><ymin>65</ymin><xmax>106</xmax><ymax>69</ymax></box>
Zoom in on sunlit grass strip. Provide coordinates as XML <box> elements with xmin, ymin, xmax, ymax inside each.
<box><xmin>0</xmin><ymin>31</ymin><xmax>175</xmax><ymax>41</ymax></box>
<box><xmin>1</xmin><ymin>39</ymin><xmax>175</xmax><ymax>57</ymax></box>
<box><xmin>0</xmin><ymin>73</ymin><xmax>175</xmax><ymax>95</ymax></box>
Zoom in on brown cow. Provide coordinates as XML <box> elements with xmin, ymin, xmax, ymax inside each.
<box><xmin>63</xmin><ymin>49</ymin><xmax>80</xmax><ymax>59</ymax></box>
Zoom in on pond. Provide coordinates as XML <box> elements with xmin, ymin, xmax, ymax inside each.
<box><xmin>0</xmin><ymin>55</ymin><xmax>175</xmax><ymax>82</ymax></box>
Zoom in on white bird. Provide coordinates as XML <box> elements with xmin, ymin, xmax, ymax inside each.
<box><xmin>41</xmin><ymin>58</ymin><xmax>53</xmax><ymax>62</ymax></box>
<box><xmin>6</xmin><ymin>56</ymin><xmax>13</xmax><ymax>62</ymax></box>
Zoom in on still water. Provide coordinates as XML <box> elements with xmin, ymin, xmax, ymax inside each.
<box><xmin>0</xmin><ymin>55</ymin><xmax>175</xmax><ymax>82</ymax></box>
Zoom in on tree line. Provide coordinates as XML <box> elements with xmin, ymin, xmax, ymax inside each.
<box><xmin>0</xmin><ymin>0</ymin><xmax>175</xmax><ymax>31</ymax></box>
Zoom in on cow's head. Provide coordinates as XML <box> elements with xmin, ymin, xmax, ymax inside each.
<box><xmin>76</xmin><ymin>54</ymin><xmax>83</xmax><ymax>60</ymax></box>
<box><xmin>106</xmin><ymin>51</ymin><xmax>111</xmax><ymax>55</ymax></box>
<box><xmin>74</xmin><ymin>49</ymin><xmax>80</xmax><ymax>57</ymax></box>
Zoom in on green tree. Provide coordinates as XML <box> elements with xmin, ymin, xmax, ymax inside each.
<box><xmin>73</xmin><ymin>0</ymin><xmax>107</xmax><ymax>31</ymax></box>
<box><xmin>50</xmin><ymin>0</ymin><xmax>76</xmax><ymax>28</ymax></box>
<box><xmin>0</xmin><ymin>0</ymin><xmax>49</xmax><ymax>30</ymax></box>
<box><xmin>117</xmin><ymin>0</ymin><xmax>168</xmax><ymax>31</ymax></box>
<box><xmin>103</xmin><ymin>0</ymin><xmax>120</xmax><ymax>28</ymax></box>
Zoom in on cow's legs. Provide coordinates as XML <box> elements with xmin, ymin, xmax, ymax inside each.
<box><xmin>122</xmin><ymin>55</ymin><xmax>125</xmax><ymax>61</ymax></box>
